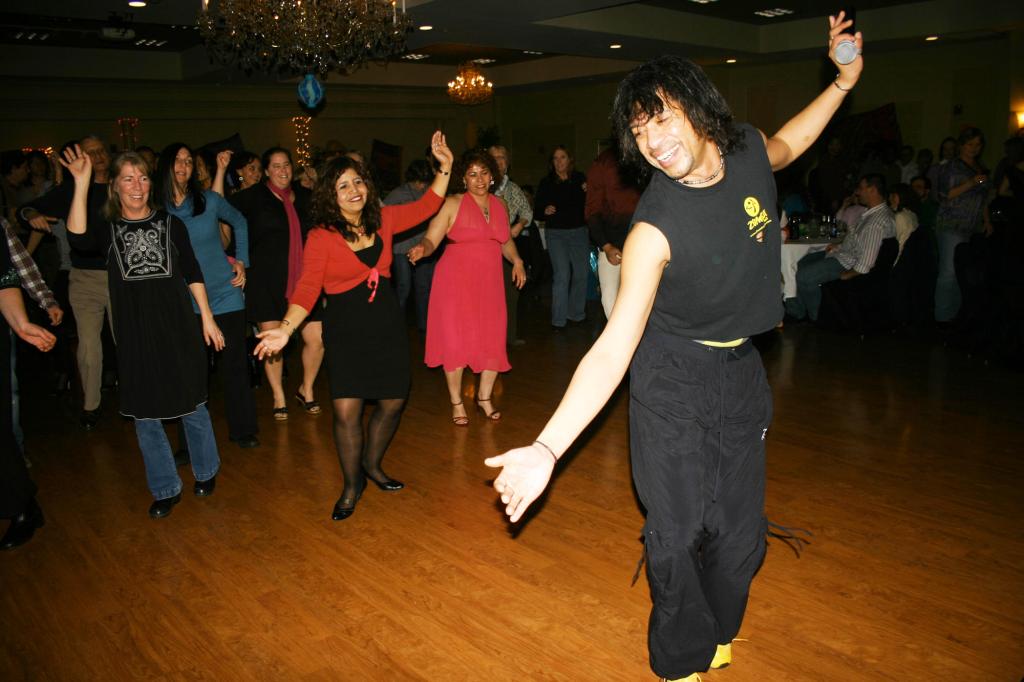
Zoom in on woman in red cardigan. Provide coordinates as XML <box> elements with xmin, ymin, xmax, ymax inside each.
<box><xmin>255</xmin><ymin>131</ymin><xmax>453</xmax><ymax>521</ymax></box>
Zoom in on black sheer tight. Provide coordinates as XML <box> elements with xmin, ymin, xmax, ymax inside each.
<box><xmin>330</xmin><ymin>398</ymin><xmax>407</xmax><ymax>499</ymax></box>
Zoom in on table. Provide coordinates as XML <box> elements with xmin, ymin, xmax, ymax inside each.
<box><xmin>781</xmin><ymin>238</ymin><xmax>836</xmax><ymax>299</ymax></box>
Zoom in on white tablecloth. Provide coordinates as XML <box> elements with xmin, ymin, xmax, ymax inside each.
<box><xmin>781</xmin><ymin>240</ymin><xmax>832</xmax><ymax>299</ymax></box>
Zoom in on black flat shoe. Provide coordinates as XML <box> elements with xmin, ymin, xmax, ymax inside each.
<box><xmin>194</xmin><ymin>475</ymin><xmax>217</xmax><ymax>497</ymax></box>
<box><xmin>364</xmin><ymin>471</ymin><xmax>404</xmax><ymax>491</ymax></box>
<box><xmin>148</xmin><ymin>493</ymin><xmax>181</xmax><ymax>519</ymax></box>
<box><xmin>230</xmin><ymin>435</ymin><xmax>260</xmax><ymax>449</ymax></box>
<box><xmin>331</xmin><ymin>480</ymin><xmax>366</xmax><ymax>521</ymax></box>
<box><xmin>0</xmin><ymin>498</ymin><xmax>45</xmax><ymax>550</ymax></box>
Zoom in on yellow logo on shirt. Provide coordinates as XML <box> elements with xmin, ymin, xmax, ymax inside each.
<box><xmin>743</xmin><ymin>196</ymin><xmax>772</xmax><ymax>243</ymax></box>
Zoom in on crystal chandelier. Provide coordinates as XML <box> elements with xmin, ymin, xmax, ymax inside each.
<box><xmin>197</xmin><ymin>0</ymin><xmax>413</xmax><ymax>78</ymax></box>
<box><xmin>447</xmin><ymin>63</ymin><xmax>493</xmax><ymax>105</ymax></box>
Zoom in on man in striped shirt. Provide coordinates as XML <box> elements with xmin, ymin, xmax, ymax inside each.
<box><xmin>786</xmin><ymin>173</ymin><xmax>895</xmax><ymax>321</ymax></box>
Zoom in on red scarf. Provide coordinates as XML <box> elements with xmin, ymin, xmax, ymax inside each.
<box><xmin>266</xmin><ymin>181</ymin><xmax>304</xmax><ymax>299</ymax></box>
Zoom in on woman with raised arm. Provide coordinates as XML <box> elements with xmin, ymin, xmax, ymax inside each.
<box><xmin>62</xmin><ymin>145</ymin><xmax>226</xmax><ymax>520</ymax></box>
<box><xmin>408</xmin><ymin>149</ymin><xmax>526</xmax><ymax>425</ymax></box>
<box><xmin>254</xmin><ymin>131</ymin><xmax>453</xmax><ymax>521</ymax></box>
<box><xmin>156</xmin><ymin>142</ymin><xmax>258</xmax><ymax>449</ymax></box>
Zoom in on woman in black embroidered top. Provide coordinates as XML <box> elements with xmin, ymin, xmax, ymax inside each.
<box><xmin>63</xmin><ymin>146</ymin><xmax>226</xmax><ymax>520</ymax></box>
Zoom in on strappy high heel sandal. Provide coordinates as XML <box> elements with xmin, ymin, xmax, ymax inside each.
<box><xmin>475</xmin><ymin>396</ymin><xmax>501</xmax><ymax>421</ymax></box>
<box><xmin>451</xmin><ymin>400</ymin><xmax>469</xmax><ymax>427</ymax></box>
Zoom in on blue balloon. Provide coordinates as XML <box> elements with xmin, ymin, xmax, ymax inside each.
<box><xmin>297</xmin><ymin>74</ymin><xmax>324</xmax><ymax>109</ymax></box>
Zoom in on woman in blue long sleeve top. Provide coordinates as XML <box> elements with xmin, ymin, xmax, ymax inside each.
<box><xmin>157</xmin><ymin>143</ymin><xmax>259</xmax><ymax>448</ymax></box>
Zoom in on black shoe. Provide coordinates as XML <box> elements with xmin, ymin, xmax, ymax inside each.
<box><xmin>148</xmin><ymin>493</ymin><xmax>181</xmax><ymax>519</ymax></box>
<box><xmin>331</xmin><ymin>479</ymin><xmax>366</xmax><ymax>521</ymax></box>
<box><xmin>364</xmin><ymin>470</ymin><xmax>404</xmax><ymax>491</ymax></box>
<box><xmin>174</xmin><ymin>448</ymin><xmax>191</xmax><ymax>467</ymax></box>
<box><xmin>551</xmin><ymin>324</ymin><xmax>565</xmax><ymax>333</ymax></box>
<box><xmin>230</xmin><ymin>435</ymin><xmax>260</xmax><ymax>449</ymax></box>
<box><xmin>194</xmin><ymin>475</ymin><xmax>217</xmax><ymax>497</ymax></box>
<box><xmin>80</xmin><ymin>408</ymin><xmax>101</xmax><ymax>431</ymax></box>
<box><xmin>50</xmin><ymin>373</ymin><xmax>70</xmax><ymax>397</ymax></box>
<box><xmin>0</xmin><ymin>498</ymin><xmax>45</xmax><ymax>550</ymax></box>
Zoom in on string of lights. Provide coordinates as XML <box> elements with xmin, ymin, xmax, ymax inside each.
<box><xmin>292</xmin><ymin>115</ymin><xmax>312</xmax><ymax>168</ymax></box>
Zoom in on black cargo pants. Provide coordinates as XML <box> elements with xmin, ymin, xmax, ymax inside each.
<box><xmin>629</xmin><ymin>334</ymin><xmax>771</xmax><ymax>679</ymax></box>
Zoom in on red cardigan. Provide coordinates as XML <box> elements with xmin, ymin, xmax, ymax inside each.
<box><xmin>289</xmin><ymin>189</ymin><xmax>444</xmax><ymax>313</ymax></box>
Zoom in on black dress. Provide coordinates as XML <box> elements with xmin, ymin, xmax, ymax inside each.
<box><xmin>68</xmin><ymin>210</ymin><xmax>208</xmax><ymax>419</ymax></box>
<box><xmin>228</xmin><ymin>183</ymin><xmax>315</xmax><ymax>322</ymax></box>
<box><xmin>323</xmin><ymin>239</ymin><xmax>409</xmax><ymax>399</ymax></box>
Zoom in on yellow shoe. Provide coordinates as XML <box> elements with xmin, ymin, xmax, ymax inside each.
<box><xmin>663</xmin><ymin>675</ymin><xmax>701</xmax><ymax>682</ymax></box>
<box><xmin>710</xmin><ymin>642</ymin><xmax>732</xmax><ymax>669</ymax></box>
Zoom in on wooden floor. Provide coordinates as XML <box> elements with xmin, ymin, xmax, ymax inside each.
<box><xmin>2</xmin><ymin>296</ymin><xmax>1022</xmax><ymax>681</ymax></box>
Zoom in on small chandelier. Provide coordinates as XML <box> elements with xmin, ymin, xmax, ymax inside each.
<box><xmin>197</xmin><ymin>0</ymin><xmax>413</xmax><ymax>78</ymax></box>
<box><xmin>447</xmin><ymin>63</ymin><xmax>493</xmax><ymax>105</ymax></box>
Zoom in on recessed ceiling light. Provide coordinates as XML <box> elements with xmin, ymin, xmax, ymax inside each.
<box><xmin>401</xmin><ymin>53</ymin><xmax>430</xmax><ymax>60</ymax></box>
<box><xmin>925</xmin><ymin>35</ymin><xmax>939</xmax><ymax>41</ymax></box>
<box><xmin>418</xmin><ymin>25</ymin><xmax>433</xmax><ymax>31</ymax></box>
<box><xmin>472</xmin><ymin>58</ymin><xmax>496</xmax><ymax>65</ymax></box>
<box><xmin>726</xmin><ymin>58</ymin><xmax>737</xmax><ymax>63</ymax></box>
<box><xmin>128</xmin><ymin>1</ymin><xmax>147</xmax><ymax>7</ymax></box>
<box><xmin>754</xmin><ymin>8</ymin><xmax>794</xmax><ymax>18</ymax></box>
<box><xmin>689</xmin><ymin>0</ymin><xmax>718</xmax><ymax>4</ymax></box>
<box><xmin>609</xmin><ymin>43</ymin><xmax>622</xmax><ymax>49</ymax></box>
<box><xmin>522</xmin><ymin>50</ymin><xmax>544</xmax><ymax>55</ymax></box>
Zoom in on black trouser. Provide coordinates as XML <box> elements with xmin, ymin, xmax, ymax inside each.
<box><xmin>629</xmin><ymin>334</ymin><xmax>771</xmax><ymax>679</ymax></box>
<box><xmin>0</xmin><ymin>325</ymin><xmax>35</xmax><ymax>519</ymax></box>
<box><xmin>199</xmin><ymin>310</ymin><xmax>258</xmax><ymax>440</ymax></box>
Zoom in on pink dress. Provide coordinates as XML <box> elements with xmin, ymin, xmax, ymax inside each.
<box><xmin>425</xmin><ymin>194</ymin><xmax>511</xmax><ymax>372</ymax></box>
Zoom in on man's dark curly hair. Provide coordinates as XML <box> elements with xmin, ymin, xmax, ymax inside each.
<box><xmin>452</xmin><ymin>148</ymin><xmax>499</xmax><ymax>196</ymax></box>
<box><xmin>611</xmin><ymin>55</ymin><xmax>745</xmax><ymax>180</ymax></box>
<box><xmin>311</xmin><ymin>156</ymin><xmax>381</xmax><ymax>241</ymax></box>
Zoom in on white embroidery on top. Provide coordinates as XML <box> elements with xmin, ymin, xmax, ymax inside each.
<box><xmin>112</xmin><ymin>217</ymin><xmax>172</xmax><ymax>280</ymax></box>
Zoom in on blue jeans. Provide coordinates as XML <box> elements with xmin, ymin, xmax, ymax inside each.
<box><xmin>934</xmin><ymin>229</ymin><xmax>969</xmax><ymax>322</ymax></box>
<box><xmin>785</xmin><ymin>250</ymin><xmax>844</xmax><ymax>321</ymax></box>
<box><xmin>134</xmin><ymin>403</ymin><xmax>220</xmax><ymax>500</ymax></box>
<box><xmin>546</xmin><ymin>227</ymin><xmax>590</xmax><ymax>326</ymax></box>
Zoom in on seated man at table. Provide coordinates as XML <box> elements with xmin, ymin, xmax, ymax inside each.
<box><xmin>785</xmin><ymin>173</ymin><xmax>895</xmax><ymax>321</ymax></box>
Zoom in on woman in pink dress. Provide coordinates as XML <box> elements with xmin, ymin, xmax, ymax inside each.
<box><xmin>409</xmin><ymin>150</ymin><xmax>526</xmax><ymax>425</ymax></box>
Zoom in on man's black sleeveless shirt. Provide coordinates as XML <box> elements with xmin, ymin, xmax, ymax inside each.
<box><xmin>631</xmin><ymin>124</ymin><xmax>782</xmax><ymax>342</ymax></box>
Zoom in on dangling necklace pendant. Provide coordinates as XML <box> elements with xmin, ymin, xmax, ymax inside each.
<box><xmin>680</xmin><ymin>145</ymin><xmax>725</xmax><ymax>186</ymax></box>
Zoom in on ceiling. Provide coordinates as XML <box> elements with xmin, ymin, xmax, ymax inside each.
<box><xmin>1</xmin><ymin>0</ymin><xmax>1022</xmax><ymax>84</ymax></box>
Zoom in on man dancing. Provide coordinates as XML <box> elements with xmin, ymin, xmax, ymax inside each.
<box><xmin>486</xmin><ymin>13</ymin><xmax>862</xmax><ymax>681</ymax></box>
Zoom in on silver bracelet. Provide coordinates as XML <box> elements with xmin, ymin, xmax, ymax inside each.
<box><xmin>833</xmin><ymin>77</ymin><xmax>853</xmax><ymax>92</ymax></box>
<box><xmin>533</xmin><ymin>440</ymin><xmax>558</xmax><ymax>462</ymax></box>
